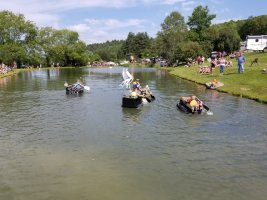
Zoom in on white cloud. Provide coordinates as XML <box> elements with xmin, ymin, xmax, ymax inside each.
<box><xmin>0</xmin><ymin>0</ymin><xmax>187</xmax><ymax>13</ymax></box>
<box><xmin>84</xmin><ymin>18</ymin><xmax>145</xmax><ymax>30</ymax></box>
<box><xmin>68</xmin><ymin>18</ymin><xmax>147</xmax><ymax>44</ymax></box>
<box><xmin>182</xmin><ymin>1</ymin><xmax>196</xmax><ymax>6</ymax></box>
<box><xmin>208</xmin><ymin>0</ymin><xmax>222</xmax><ymax>5</ymax></box>
<box><xmin>181</xmin><ymin>1</ymin><xmax>197</xmax><ymax>12</ymax></box>
<box><xmin>213</xmin><ymin>17</ymin><xmax>241</xmax><ymax>24</ymax></box>
<box><xmin>160</xmin><ymin>0</ymin><xmax>186</xmax><ymax>5</ymax></box>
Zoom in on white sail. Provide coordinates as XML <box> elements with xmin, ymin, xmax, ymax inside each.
<box><xmin>120</xmin><ymin>68</ymin><xmax>133</xmax><ymax>89</ymax></box>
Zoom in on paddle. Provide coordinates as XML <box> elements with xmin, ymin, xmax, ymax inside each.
<box><xmin>145</xmin><ymin>96</ymin><xmax>151</xmax><ymax>102</ymax></box>
<box><xmin>194</xmin><ymin>96</ymin><xmax>208</xmax><ymax>111</ymax></box>
<box><xmin>203</xmin><ymin>103</ymin><xmax>209</xmax><ymax>111</ymax></box>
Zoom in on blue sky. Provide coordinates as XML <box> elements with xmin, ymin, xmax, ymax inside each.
<box><xmin>1</xmin><ymin>0</ymin><xmax>267</xmax><ymax>44</ymax></box>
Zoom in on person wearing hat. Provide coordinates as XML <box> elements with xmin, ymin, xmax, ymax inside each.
<box><xmin>132</xmin><ymin>79</ymin><xmax>141</xmax><ymax>91</ymax></box>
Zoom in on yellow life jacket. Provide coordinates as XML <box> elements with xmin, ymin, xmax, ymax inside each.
<box><xmin>190</xmin><ymin>99</ymin><xmax>197</xmax><ymax>107</ymax></box>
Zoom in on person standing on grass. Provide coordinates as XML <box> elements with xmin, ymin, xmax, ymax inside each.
<box><xmin>219</xmin><ymin>56</ymin><xmax>226</xmax><ymax>76</ymax></box>
<box><xmin>237</xmin><ymin>52</ymin><xmax>245</xmax><ymax>73</ymax></box>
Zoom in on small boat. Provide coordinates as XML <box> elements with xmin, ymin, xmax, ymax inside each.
<box><xmin>205</xmin><ymin>79</ymin><xmax>224</xmax><ymax>89</ymax></box>
<box><xmin>122</xmin><ymin>93</ymin><xmax>155</xmax><ymax>108</ymax></box>
<box><xmin>64</xmin><ymin>81</ymin><xmax>90</xmax><ymax>95</ymax></box>
<box><xmin>177</xmin><ymin>96</ymin><xmax>209</xmax><ymax>114</ymax></box>
<box><xmin>65</xmin><ymin>84</ymin><xmax>84</xmax><ymax>95</ymax></box>
<box><xmin>122</xmin><ymin>96</ymin><xmax>143</xmax><ymax>108</ymax></box>
<box><xmin>120</xmin><ymin>68</ymin><xmax>155</xmax><ymax>108</ymax></box>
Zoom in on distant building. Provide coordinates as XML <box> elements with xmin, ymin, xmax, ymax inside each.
<box><xmin>246</xmin><ymin>35</ymin><xmax>267</xmax><ymax>52</ymax></box>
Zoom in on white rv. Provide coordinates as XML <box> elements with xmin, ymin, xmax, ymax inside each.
<box><xmin>246</xmin><ymin>35</ymin><xmax>267</xmax><ymax>51</ymax></box>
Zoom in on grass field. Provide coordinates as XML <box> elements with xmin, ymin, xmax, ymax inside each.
<box><xmin>169</xmin><ymin>52</ymin><xmax>267</xmax><ymax>103</ymax></box>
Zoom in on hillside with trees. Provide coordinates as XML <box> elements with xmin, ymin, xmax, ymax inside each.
<box><xmin>87</xmin><ymin>7</ymin><xmax>267</xmax><ymax>66</ymax></box>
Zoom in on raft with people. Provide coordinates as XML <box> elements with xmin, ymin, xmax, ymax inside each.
<box><xmin>64</xmin><ymin>80</ymin><xmax>90</xmax><ymax>95</ymax></box>
<box><xmin>205</xmin><ymin>79</ymin><xmax>224</xmax><ymax>89</ymax></box>
<box><xmin>120</xmin><ymin>68</ymin><xmax>155</xmax><ymax>108</ymax></box>
<box><xmin>122</xmin><ymin>87</ymin><xmax>155</xmax><ymax>108</ymax></box>
<box><xmin>177</xmin><ymin>95</ymin><xmax>209</xmax><ymax>114</ymax></box>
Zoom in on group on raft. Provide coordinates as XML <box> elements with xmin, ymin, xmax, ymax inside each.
<box><xmin>182</xmin><ymin>95</ymin><xmax>204</xmax><ymax>112</ymax></box>
<box><xmin>129</xmin><ymin>79</ymin><xmax>153</xmax><ymax>100</ymax></box>
<box><xmin>64</xmin><ymin>80</ymin><xmax>85</xmax><ymax>94</ymax></box>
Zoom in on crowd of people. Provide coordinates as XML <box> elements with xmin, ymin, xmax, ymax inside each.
<box><xmin>195</xmin><ymin>51</ymin><xmax>246</xmax><ymax>75</ymax></box>
<box><xmin>0</xmin><ymin>63</ymin><xmax>16</xmax><ymax>75</ymax></box>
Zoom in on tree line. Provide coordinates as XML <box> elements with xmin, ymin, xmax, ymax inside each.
<box><xmin>1</xmin><ymin>7</ymin><xmax>267</xmax><ymax>68</ymax></box>
<box><xmin>88</xmin><ymin>6</ymin><xmax>267</xmax><ymax>65</ymax></box>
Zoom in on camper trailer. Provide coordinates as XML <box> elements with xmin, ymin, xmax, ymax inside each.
<box><xmin>246</xmin><ymin>35</ymin><xmax>267</xmax><ymax>52</ymax></box>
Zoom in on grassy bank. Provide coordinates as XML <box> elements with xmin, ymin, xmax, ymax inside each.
<box><xmin>169</xmin><ymin>52</ymin><xmax>267</xmax><ymax>103</ymax></box>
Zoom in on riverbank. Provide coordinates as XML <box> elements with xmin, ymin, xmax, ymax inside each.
<box><xmin>0</xmin><ymin>66</ymin><xmax>80</xmax><ymax>79</ymax></box>
<box><xmin>168</xmin><ymin>52</ymin><xmax>267</xmax><ymax>103</ymax></box>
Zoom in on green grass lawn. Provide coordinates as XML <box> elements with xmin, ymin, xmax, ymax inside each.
<box><xmin>169</xmin><ymin>52</ymin><xmax>267</xmax><ymax>103</ymax></box>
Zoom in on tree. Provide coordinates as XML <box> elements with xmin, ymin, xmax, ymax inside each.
<box><xmin>172</xmin><ymin>41</ymin><xmax>204</xmax><ymax>64</ymax></box>
<box><xmin>187</xmin><ymin>6</ymin><xmax>216</xmax><ymax>41</ymax></box>
<box><xmin>121</xmin><ymin>32</ymin><xmax>151</xmax><ymax>60</ymax></box>
<box><xmin>87</xmin><ymin>40</ymin><xmax>124</xmax><ymax>62</ymax></box>
<box><xmin>0</xmin><ymin>10</ymin><xmax>37</xmax><ymax>66</ymax></box>
<box><xmin>214</xmin><ymin>22</ymin><xmax>241</xmax><ymax>53</ymax></box>
<box><xmin>161</xmin><ymin>11</ymin><xmax>187</xmax><ymax>33</ymax></box>
<box><xmin>156</xmin><ymin>11</ymin><xmax>187</xmax><ymax>64</ymax></box>
<box><xmin>37</xmin><ymin>28</ymin><xmax>88</xmax><ymax>66</ymax></box>
<box><xmin>239</xmin><ymin>15</ymin><xmax>267</xmax><ymax>40</ymax></box>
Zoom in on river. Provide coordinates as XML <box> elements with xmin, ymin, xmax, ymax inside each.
<box><xmin>0</xmin><ymin>67</ymin><xmax>267</xmax><ymax>200</ymax></box>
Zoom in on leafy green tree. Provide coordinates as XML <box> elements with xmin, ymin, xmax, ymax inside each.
<box><xmin>87</xmin><ymin>40</ymin><xmax>124</xmax><ymax>62</ymax></box>
<box><xmin>37</xmin><ymin>28</ymin><xmax>88</xmax><ymax>66</ymax></box>
<box><xmin>214</xmin><ymin>22</ymin><xmax>241</xmax><ymax>53</ymax></box>
<box><xmin>0</xmin><ymin>10</ymin><xmax>37</xmax><ymax>66</ymax></box>
<box><xmin>187</xmin><ymin>6</ymin><xmax>216</xmax><ymax>41</ymax></box>
<box><xmin>121</xmin><ymin>32</ymin><xmax>138</xmax><ymax>60</ymax></box>
<box><xmin>0</xmin><ymin>44</ymin><xmax>26</xmax><ymax>65</ymax></box>
<box><xmin>121</xmin><ymin>32</ymin><xmax>151</xmax><ymax>61</ymax></box>
<box><xmin>157</xmin><ymin>11</ymin><xmax>187</xmax><ymax>64</ymax></box>
<box><xmin>239</xmin><ymin>15</ymin><xmax>267</xmax><ymax>40</ymax></box>
<box><xmin>173</xmin><ymin>41</ymin><xmax>204</xmax><ymax>64</ymax></box>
